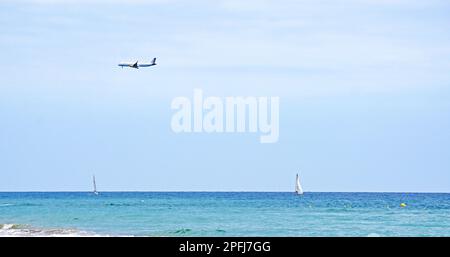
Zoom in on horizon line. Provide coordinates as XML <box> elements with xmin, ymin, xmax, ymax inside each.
<box><xmin>0</xmin><ymin>190</ymin><xmax>449</xmax><ymax>194</ymax></box>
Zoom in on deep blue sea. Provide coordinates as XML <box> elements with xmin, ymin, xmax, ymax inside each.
<box><xmin>1</xmin><ymin>192</ymin><xmax>449</xmax><ymax>236</ymax></box>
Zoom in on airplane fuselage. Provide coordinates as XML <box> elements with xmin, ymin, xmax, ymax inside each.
<box><xmin>118</xmin><ymin>58</ymin><xmax>157</xmax><ymax>69</ymax></box>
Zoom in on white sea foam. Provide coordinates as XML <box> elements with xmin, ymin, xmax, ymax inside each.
<box><xmin>0</xmin><ymin>223</ymin><xmax>107</xmax><ymax>237</ymax></box>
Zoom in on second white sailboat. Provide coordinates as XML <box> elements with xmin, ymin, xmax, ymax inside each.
<box><xmin>295</xmin><ymin>173</ymin><xmax>303</xmax><ymax>195</ymax></box>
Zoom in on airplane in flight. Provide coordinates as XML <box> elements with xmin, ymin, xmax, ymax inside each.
<box><xmin>118</xmin><ymin>58</ymin><xmax>157</xmax><ymax>69</ymax></box>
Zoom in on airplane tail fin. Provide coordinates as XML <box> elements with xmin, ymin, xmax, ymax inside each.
<box><xmin>152</xmin><ymin>58</ymin><xmax>157</xmax><ymax>65</ymax></box>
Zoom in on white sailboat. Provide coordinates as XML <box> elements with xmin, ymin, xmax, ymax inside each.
<box><xmin>295</xmin><ymin>173</ymin><xmax>303</xmax><ymax>195</ymax></box>
<box><xmin>93</xmin><ymin>175</ymin><xmax>99</xmax><ymax>195</ymax></box>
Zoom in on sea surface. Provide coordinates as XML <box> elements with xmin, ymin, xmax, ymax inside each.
<box><xmin>1</xmin><ymin>192</ymin><xmax>449</xmax><ymax>236</ymax></box>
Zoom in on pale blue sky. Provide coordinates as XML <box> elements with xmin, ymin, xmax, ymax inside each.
<box><xmin>1</xmin><ymin>0</ymin><xmax>450</xmax><ymax>192</ymax></box>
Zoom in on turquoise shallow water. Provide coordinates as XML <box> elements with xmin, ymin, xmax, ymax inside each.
<box><xmin>1</xmin><ymin>192</ymin><xmax>449</xmax><ymax>236</ymax></box>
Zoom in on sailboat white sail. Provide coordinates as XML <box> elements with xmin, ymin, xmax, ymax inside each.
<box><xmin>295</xmin><ymin>173</ymin><xmax>303</xmax><ymax>195</ymax></box>
<box><xmin>93</xmin><ymin>175</ymin><xmax>99</xmax><ymax>195</ymax></box>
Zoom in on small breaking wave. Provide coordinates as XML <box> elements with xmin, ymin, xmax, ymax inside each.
<box><xmin>366</xmin><ymin>233</ymin><xmax>382</xmax><ymax>237</ymax></box>
<box><xmin>0</xmin><ymin>223</ymin><xmax>106</xmax><ymax>237</ymax></box>
<box><xmin>0</xmin><ymin>203</ymin><xmax>42</xmax><ymax>207</ymax></box>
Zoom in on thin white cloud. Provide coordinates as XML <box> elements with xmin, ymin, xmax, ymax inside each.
<box><xmin>4</xmin><ymin>0</ymin><xmax>173</xmax><ymax>5</ymax></box>
<box><xmin>1</xmin><ymin>0</ymin><xmax>449</xmax><ymax>96</ymax></box>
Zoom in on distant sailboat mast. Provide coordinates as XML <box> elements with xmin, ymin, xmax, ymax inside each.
<box><xmin>295</xmin><ymin>173</ymin><xmax>303</xmax><ymax>195</ymax></box>
<box><xmin>93</xmin><ymin>175</ymin><xmax>99</xmax><ymax>195</ymax></box>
